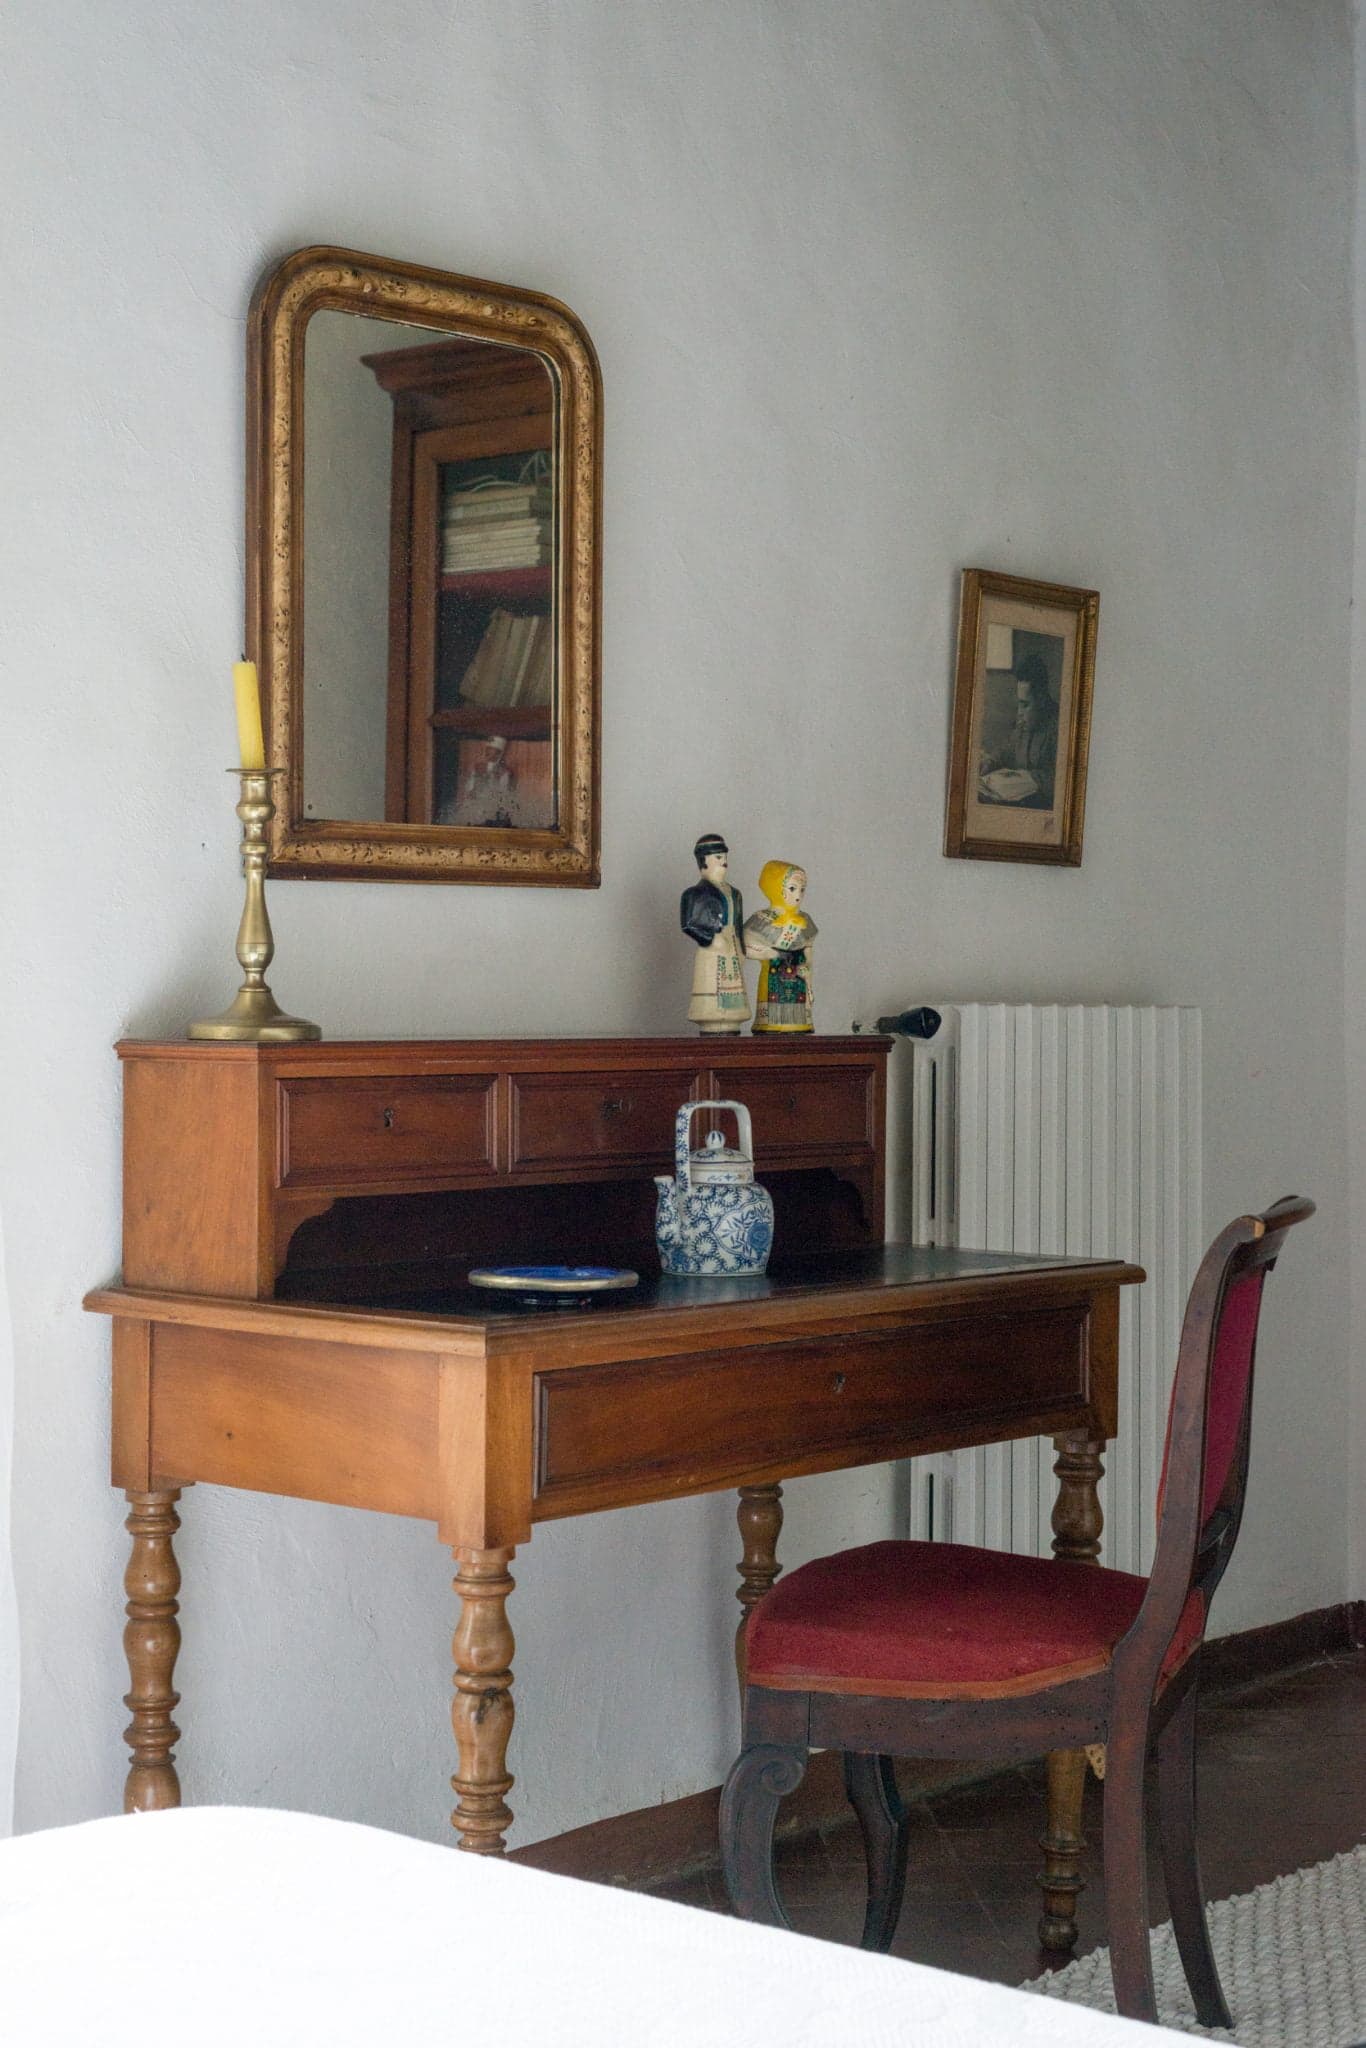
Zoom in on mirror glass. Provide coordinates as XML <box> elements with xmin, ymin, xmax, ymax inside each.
<box><xmin>302</xmin><ymin>310</ymin><xmax>557</xmax><ymax>832</ymax></box>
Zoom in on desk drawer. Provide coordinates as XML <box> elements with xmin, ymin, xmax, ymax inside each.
<box><xmin>710</xmin><ymin>1061</ymin><xmax>876</xmax><ymax>1158</ymax></box>
<box><xmin>533</xmin><ymin>1306</ymin><xmax>1089</xmax><ymax>1518</ymax></box>
<box><xmin>277</xmin><ymin>1073</ymin><xmax>498</xmax><ymax>1188</ymax></box>
<box><xmin>508</xmin><ymin>1068</ymin><xmax>704</xmax><ymax>1175</ymax></box>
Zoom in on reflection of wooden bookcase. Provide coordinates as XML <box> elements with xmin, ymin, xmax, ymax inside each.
<box><xmin>363</xmin><ymin>339</ymin><xmax>555</xmax><ymax>826</ymax></box>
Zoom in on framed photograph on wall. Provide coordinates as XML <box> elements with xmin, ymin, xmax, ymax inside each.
<box><xmin>944</xmin><ymin>568</ymin><xmax>1099</xmax><ymax>866</ymax></box>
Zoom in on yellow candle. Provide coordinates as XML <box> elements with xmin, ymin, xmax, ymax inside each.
<box><xmin>233</xmin><ymin>659</ymin><xmax>266</xmax><ymax>772</ymax></box>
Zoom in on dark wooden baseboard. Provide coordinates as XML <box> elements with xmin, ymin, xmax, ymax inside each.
<box><xmin>510</xmin><ymin>1600</ymin><xmax>1365</xmax><ymax>1890</ymax></box>
<box><xmin>1200</xmin><ymin>1598</ymin><xmax>1365</xmax><ymax>1689</ymax></box>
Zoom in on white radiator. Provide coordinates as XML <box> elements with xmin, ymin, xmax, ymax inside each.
<box><xmin>902</xmin><ymin>1004</ymin><xmax>1202</xmax><ymax>1576</ymax></box>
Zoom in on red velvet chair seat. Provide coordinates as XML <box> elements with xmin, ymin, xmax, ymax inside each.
<box><xmin>747</xmin><ymin>1540</ymin><xmax>1204</xmax><ymax>1699</ymax></box>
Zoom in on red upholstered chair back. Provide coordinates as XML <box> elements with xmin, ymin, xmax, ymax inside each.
<box><xmin>1130</xmin><ymin>1198</ymin><xmax>1312</xmax><ymax>1682</ymax></box>
<box><xmin>1154</xmin><ymin>1266</ymin><xmax>1266</xmax><ymax>1535</ymax></box>
<box><xmin>1195</xmin><ymin>1267</ymin><xmax>1265</xmax><ymax>1527</ymax></box>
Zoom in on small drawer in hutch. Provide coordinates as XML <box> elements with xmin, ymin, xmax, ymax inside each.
<box><xmin>508</xmin><ymin>1067</ymin><xmax>705</xmax><ymax>1176</ymax></box>
<box><xmin>710</xmin><ymin>1060</ymin><xmax>877</xmax><ymax>1160</ymax></box>
<box><xmin>276</xmin><ymin>1072</ymin><xmax>499</xmax><ymax>1189</ymax></box>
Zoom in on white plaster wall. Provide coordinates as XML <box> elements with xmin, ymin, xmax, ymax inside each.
<box><xmin>1</xmin><ymin>0</ymin><xmax>1355</xmax><ymax>1848</ymax></box>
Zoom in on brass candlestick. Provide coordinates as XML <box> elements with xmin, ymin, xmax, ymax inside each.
<box><xmin>189</xmin><ymin>769</ymin><xmax>321</xmax><ymax>1043</ymax></box>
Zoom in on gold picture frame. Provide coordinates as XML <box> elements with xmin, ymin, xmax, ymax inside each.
<box><xmin>944</xmin><ymin>569</ymin><xmax>1098</xmax><ymax>867</ymax></box>
<box><xmin>246</xmin><ymin>246</ymin><xmax>602</xmax><ymax>886</ymax></box>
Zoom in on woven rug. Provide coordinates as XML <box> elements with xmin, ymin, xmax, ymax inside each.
<box><xmin>1024</xmin><ymin>1844</ymin><xmax>1366</xmax><ymax>2044</ymax></box>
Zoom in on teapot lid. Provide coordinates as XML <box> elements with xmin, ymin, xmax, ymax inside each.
<box><xmin>689</xmin><ymin>1126</ymin><xmax>754</xmax><ymax>1184</ymax></box>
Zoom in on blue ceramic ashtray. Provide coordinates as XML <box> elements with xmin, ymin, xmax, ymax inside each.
<box><xmin>468</xmin><ymin>1265</ymin><xmax>639</xmax><ymax>1309</ymax></box>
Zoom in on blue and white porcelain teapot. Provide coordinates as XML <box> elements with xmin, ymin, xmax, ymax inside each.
<box><xmin>655</xmin><ymin>1100</ymin><xmax>775</xmax><ymax>1277</ymax></box>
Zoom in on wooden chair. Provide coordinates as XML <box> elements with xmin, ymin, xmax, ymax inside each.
<box><xmin>720</xmin><ymin>1197</ymin><xmax>1313</xmax><ymax>2027</ymax></box>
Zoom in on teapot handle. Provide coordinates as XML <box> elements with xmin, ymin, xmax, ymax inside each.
<box><xmin>675</xmin><ymin>1099</ymin><xmax>755</xmax><ymax>1188</ymax></box>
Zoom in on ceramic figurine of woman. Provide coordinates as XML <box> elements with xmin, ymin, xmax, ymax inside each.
<box><xmin>680</xmin><ymin>833</ymin><xmax>751</xmax><ymax>1034</ymax></box>
<box><xmin>744</xmin><ymin>861</ymin><xmax>816</xmax><ymax>1034</ymax></box>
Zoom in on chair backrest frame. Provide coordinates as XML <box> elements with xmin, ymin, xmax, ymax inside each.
<box><xmin>1112</xmin><ymin>1195</ymin><xmax>1313</xmax><ymax>1695</ymax></box>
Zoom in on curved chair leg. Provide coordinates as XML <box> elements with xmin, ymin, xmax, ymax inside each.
<box><xmin>1102</xmin><ymin>1724</ymin><xmax>1158</xmax><ymax>2023</ymax></box>
<box><xmin>1157</xmin><ymin>1685</ymin><xmax>1231</xmax><ymax>2030</ymax></box>
<box><xmin>843</xmin><ymin>1752</ymin><xmax>909</xmax><ymax>1952</ymax></box>
<box><xmin>719</xmin><ymin>1743</ymin><xmax>808</xmax><ymax>1929</ymax></box>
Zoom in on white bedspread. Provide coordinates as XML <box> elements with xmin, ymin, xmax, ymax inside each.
<box><xmin>0</xmin><ymin>1806</ymin><xmax>1186</xmax><ymax>2044</ymax></box>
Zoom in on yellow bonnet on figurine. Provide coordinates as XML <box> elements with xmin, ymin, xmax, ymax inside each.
<box><xmin>758</xmin><ymin>859</ymin><xmax>807</xmax><ymax>929</ymax></box>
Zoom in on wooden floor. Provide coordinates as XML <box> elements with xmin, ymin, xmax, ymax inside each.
<box><xmin>648</xmin><ymin>1649</ymin><xmax>1366</xmax><ymax>1985</ymax></box>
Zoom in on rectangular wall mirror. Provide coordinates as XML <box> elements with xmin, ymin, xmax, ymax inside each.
<box><xmin>247</xmin><ymin>246</ymin><xmax>602</xmax><ymax>885</ymax></box>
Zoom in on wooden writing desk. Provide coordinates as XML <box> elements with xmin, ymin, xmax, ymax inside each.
<box><xmin>86</xmin><ymin>1036</ymin><xmax>1142</xmax><ymax>1951</ymax></box>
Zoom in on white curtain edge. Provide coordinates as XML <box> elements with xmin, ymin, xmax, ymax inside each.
<box><xmin>0</xmin><ymin>1204</ymin><xmax>20</xmax><ymax>1836</ymax></box>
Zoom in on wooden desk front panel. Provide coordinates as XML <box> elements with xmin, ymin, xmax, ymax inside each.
<box><xmin>533</xmin><ymin>1302</ymin><xmax>1096</xmax><ymax>1521</ymax></box>
<box><xmin>113</xmin><ymin>1319</ymin><xmax>446</xmax><ymax>1523</ymax></box>
<box><xmin>103</xmin><ymin>1268</ymin><xmax>1121</xmax><ymax>1548</ymax></box>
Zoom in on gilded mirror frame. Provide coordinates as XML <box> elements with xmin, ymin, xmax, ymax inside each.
<box><xmin>246</xmin><ymin>245</ymin><xmax>602</xmax><ymax>885</ymax></box>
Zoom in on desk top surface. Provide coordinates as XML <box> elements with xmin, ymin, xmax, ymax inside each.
<box><xmin>363</xmin><ymin>1244</ymin><xmax>1141</xmax><ymax>1323</ymax></box>
<box><xmin>89</xmin><ymin>1243</ymin><xmax>1144</xmax><ymax>1347</ymax></box>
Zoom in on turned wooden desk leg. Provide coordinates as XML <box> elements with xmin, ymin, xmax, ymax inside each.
<box><xmin>451</xmin><ymin>1547</ymin><xmax>516</xmax><ymax>1856</ymax></box>
<box><xmin>1039</xmin><ymin>1431</ymin><xmax>1106</xmax><ymax>1954</ymax></box>
<box><xmin>735</xmin><ymin>1483</ymin><xmax>783</xmax><ymax>1691</ymax></box>
<box><xmin>122</xmin><ymin>1489</ymin><xmax>183</xmax><ymax>1813</ymax></box>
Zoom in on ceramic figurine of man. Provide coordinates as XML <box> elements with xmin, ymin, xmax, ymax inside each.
<box><xmin>744</xmin><ymin>860</ymin><xmax>816</xmax><ymax>1033</ymax></box>
<box><xmin>680</xmin><ymin>833</ymin><xmax>750</xmax><ymax>1034</ymax></box>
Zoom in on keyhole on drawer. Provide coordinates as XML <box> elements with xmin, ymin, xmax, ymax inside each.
<box><xmin>786</xmin><ymin>1094</ymin><xmax>798</xmax><ymax>1114</ymax></box>
<box><xmin>831</xmin><ymin>1371</ymin><xmax>846</xmax><ymax>1394</ymax></box>
<box><xmin>382</xmin><ymin>1107</ymin><xmax>396</xmax><ymax>1129</ymax></box>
